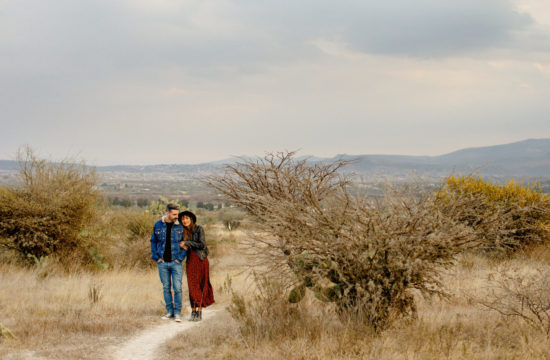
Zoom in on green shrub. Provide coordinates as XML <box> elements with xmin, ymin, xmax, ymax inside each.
<box><xmin>79</xmin><ymin>206</ymin><xmax>157</xmax><ymax>270</ymax></box>
<box><xmin>127</xmin><ymin>211</ymin><xmax>156</xmax><ymax>239</ymax></box>
<box><xmin>218</xmin><ymin>208</ymin><xmax>246</xmax><ymax>231</ymax></box>
<box><xmin>0</xmin><ymin>147</ymin><xmax>98</xmax><ymax>263</ymax></box>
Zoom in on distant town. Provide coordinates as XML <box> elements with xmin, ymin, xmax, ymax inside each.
<box><xmin>1</xmin><ymin>138</ymin><xmax>549</xmax><ymax>207</ymax></box>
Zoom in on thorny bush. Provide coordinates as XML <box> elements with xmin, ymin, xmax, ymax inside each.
<box><xmin>205</xmin><ymin>152</ymin><xmax>480</xmax><ymax>331</ymax></box>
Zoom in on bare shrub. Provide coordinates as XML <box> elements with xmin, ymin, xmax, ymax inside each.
<box><xmin>0</xmin><ymin>147</ymin><xmax>99</xmax><ymax>263</ymax></box>
<box><xmin>479</xmin><ymin>265</ymin><xmax>550</xmax><ymax>336</ymax></box>
<box><xmin>205</xmin><ymin>152</ymin><xmax>478</xmax><ymax>330</ymax></box>
<box><xmin>436</xmin><ymin>175</ymin><xmax>550</xmax><ymax>251</ymax></box>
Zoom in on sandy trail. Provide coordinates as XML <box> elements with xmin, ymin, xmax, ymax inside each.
<box><xmin>111</xmin><ymin>308</ymin><xmax>221</xmax><ymax>360</ymax></box>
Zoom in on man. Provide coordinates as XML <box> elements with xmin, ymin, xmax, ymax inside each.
<box><xmin>150</xmin><ymin>203</ymin><xmax>187</xmax><ymax>322</ymax></box>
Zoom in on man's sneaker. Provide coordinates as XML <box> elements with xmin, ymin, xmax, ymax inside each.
<box><xmin>174</xmin><ymin>314</ymin><xmax>182</xmax><ymax>322</ymax></box>
<box><xmin>188</xmin><ymin>310</ymin><xmax>197</xmax><ymax>322</ymax></box>
<box><xmin>161</xmin><ymin>313</ymin><xmax>174</xmax><ymax>320</ymax></box>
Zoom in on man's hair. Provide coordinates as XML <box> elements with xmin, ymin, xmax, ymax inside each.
<box><xmin>166</xmin><ymin>203</ymin><xmax>180</xmax><ymax>212</ymax></box>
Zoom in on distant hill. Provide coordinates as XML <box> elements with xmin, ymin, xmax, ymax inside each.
<box><xmin>0</xmin><ymin>160</ymin><xmax>20</xmax><ymax>171</ymax></box>
<box><xmin>0</xmin><ymin>138</ymin><xmax>548</xmax><ymax>178</ymax></box>
<box><xmin>327</xmin><ymin>138</ymin><xmax>550</xmax><ymax>178</ymax></box>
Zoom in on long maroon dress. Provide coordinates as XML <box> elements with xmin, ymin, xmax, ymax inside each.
<box><xmin>186</xmin><ymin>249</ymin><xmax>215</xmax><ymax>308</ymax></box>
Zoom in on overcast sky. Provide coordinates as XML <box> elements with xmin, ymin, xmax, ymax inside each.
<box><xmin>1</xmin><ymin>0</ymin><xmax>549</xmax><ymax>165</ymax></box>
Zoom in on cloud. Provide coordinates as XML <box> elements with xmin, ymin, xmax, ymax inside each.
<box><xmin>0</xmin><ymin>0</ymin><xmax>536</xmax><ymax>79</ymax></box>
<box><xmin>233</xmin><ymin>0</ymin><xmax>534</xmax><ymax>57</ymax></box>
<box><xmin>346</xmin><ymin>0</ymin><xmax>532</xmax><ymax>56</ymax></box>
<box><xmin>0</xmin><ymin>0</ymin><xmax>549</xmax><ymax>164</ymax></box>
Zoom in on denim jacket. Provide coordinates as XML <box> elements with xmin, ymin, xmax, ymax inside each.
<box><xmin>150</xmin><ymin>217</ymin><xmax>187</xmax><ymax>262</ymax></box>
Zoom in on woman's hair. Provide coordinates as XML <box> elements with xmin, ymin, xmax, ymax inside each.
<box><xmin>183</xmin><ymin>221</ymin><xmax>195</xmax><ymax>241</ymax></box>
<box><xmin>179</xmin><ymin>211</ymin><xmax>196</xmax><ymax>241</ymax></box>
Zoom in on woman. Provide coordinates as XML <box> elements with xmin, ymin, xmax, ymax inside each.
<box><xmin>178</xmin><ymin>210</ymin><xmax>215</xmax><ymax>321</ymax></box>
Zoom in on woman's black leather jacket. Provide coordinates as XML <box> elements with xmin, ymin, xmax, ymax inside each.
<box><xmin>183</xmin><ymin>225</ymin><xmax>209</xmax><ymax>261</ymax></box>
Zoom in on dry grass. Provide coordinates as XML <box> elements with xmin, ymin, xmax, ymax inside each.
<box><xmin>160</xmin><ymin>249</ymin><xmax>550</xmax><ymax>360</ymax></box>
<box><xmin>0</xmin><ymin>264</ymin><xmax>162</xmax><ymax>359</ymax></box>
<box><xmin>0</xmin><ymin>226</ymin><xmax>249</xmax><ymax>359</ymax></box>
<box><xmin>4</xmin><ymin>225</ymin><xmax>550</xmax><ymax>360</ymax></box>
<box><xmin>205</xmin><ymin>224</ymin><xmax>248</xmax><ymax>259</ymax></box>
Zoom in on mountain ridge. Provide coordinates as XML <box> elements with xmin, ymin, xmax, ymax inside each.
<box><xmin>0</xmin><ymin>138</ymin><xmax>548</xmax><ymax>177</ymax></box>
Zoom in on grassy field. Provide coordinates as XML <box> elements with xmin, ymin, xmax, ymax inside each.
<box><xmin>0</xmin><ymin>227</ymin><xmax>244</xmax><ymax>359</ymax></box>
<box><xmin>2</xmin><ymin>227</ymin><xmax>550</xmax><ymax>359</ymax></box>
<box><xmin>3</xmin><ymin>150</ymin><xmax>550</xmax><ymax>359</ymax></box>
<box><xmin>0</xmin><ymin>265</ymin><xmax>161</xmax><ymax>359</ymax></box>
<box><xmin>159</xmin><ymin>250</ymin><xmax>550</xmax><ymax>360</ymax></box>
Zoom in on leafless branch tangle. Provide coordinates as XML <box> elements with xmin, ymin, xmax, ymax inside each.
<box><xmin>204</xmin><ymin>151</ymin><xmax>486</xmax><ymax>330</ymax></box>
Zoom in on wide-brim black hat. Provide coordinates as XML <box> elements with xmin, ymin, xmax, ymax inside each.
<box><xmin>178</xmin><ymin>210</ymin><xmax>197</xmax><ymax>224</ymax></box>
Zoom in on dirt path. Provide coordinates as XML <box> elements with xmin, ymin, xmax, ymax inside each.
<box><xmin>111</xmin><ymin>308</ymin><xmax>221</xmax><ymax>360</ymax></box>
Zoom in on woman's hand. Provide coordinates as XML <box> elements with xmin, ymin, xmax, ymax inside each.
<box><xmin>179</xmin><ymin>241</ymin><xmax>189</xmax><ymax>250</ymax></box>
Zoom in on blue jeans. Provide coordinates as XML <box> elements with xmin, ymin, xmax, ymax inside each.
<box><xmin>157</xmin><ymin>261</ymin><xmax>183</xmax><ymax>315</ymax></box>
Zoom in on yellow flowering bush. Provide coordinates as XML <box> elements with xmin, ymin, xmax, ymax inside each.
<box><xmin>437</xmin><ymin>175</ymin><xmax>550</xmax><ymax>250</ymax></box>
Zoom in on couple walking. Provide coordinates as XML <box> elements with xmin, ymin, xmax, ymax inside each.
<box><xmin>150</xmin><ymin>203</ymin><xmax>215</xmax><ymax>322</ymax></box>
